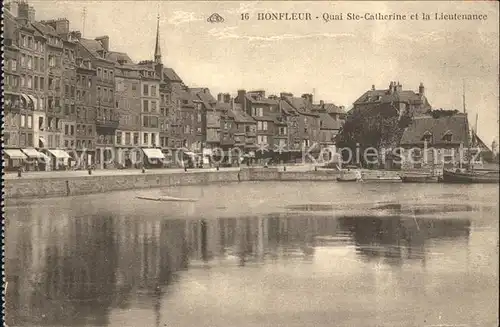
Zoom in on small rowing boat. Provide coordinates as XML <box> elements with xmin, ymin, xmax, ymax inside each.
<box><xmin>136</xmin><ymin>196</ymin><xmax>198</xmax><ymax>202</ymax></box>
<box><xmin>336</xmin><ymin>176</ymin><xmax>358</xmax><ymax>182</ymax></box>
<box><xmin>401</xmin><ymin>175</ymin><xmax>439</xmax><ymax>183</ymax></box>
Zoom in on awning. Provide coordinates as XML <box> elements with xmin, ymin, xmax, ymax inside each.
<box><xmin>142</xmin><ymin>148</ymin><xmax>165</xmax><ymax>160</ymax></box>
<box><xmin>20</xmin><ymin>93</ymin><xmax>30</xmax><ymax>105</ymax></box>
<box><xmin>39</xmin><ymin>137</ymin><xmax>46</xmax><ymax>147</ymax></box>
<box><xmin>27</xmin><ymin>95</ymin><xmax>37</xmax><ymax>108</ymax></box>
<box><xmin>184</xmin><ymin>151</ymin><xmax>196</xmax><ymax>156</ymax></box>
<box><xmin>3</xmin><ymin>149</ymin><xmax>27</xmax><ymax>159</ymax></box>
<box><xmin>21</xmin><ymin>148</ymin><xmax>45</xmax><ymax>159</ymax></box>
<box><xmin>47</xmin><ymin>149</ymin><xmax>71</xmax><ymax>159</ymax></box>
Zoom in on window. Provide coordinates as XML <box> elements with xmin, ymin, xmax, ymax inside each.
<box><xmin>133</xmin><ymin>132</ymin><xmax>139</xmax><ymax>145</ymax></box>
<box><xmin>70</xmin><ymin>125</ymin><xmax>75</xmax><ymax>136</ymax></box>
<box><xmin>28</xmin><ymin>56</ymin><xmax>32</xmax><ymax>69</ymax></box>
<box><xmin>151</xmin><ymin>101</ymin><xmax>157</xmax><ymax>112</ymax></box>
<box><xmin>125</xmin><ymin>132</ymin><xmax>131</xmax><ymax>145</ymax></box>
<box><xmin>422</xmin><ymin>131</ymin><xmax>432</xmax><ymax>143</ymax></box>
<box><xmin>132</xmin><ymin>83</ymin><xmax>137</xmax><ymax>91</ymax></box>
<box><xmin>27</xmin><ymin>76</ymin><xmax>33</xmax><ymax>88</ymax></box>
<box><xmin>258</xmin><ymin>135</ymin><xmax>268</xmax><ymax>144</ymax></box>
<box><xmin>21</xmin><ymin>115</ymin><xmax>26</xmax><ymax>127</ymax></box>
<box><xmin>11</xmin><ymin>59</ymin><xmax>17</xmax><ymax>71</ymax></box>
<box><xmin>27</xmin><ymin>115</ymin><xmax>32</xmax><ymax>129</ymax></box>
<box><xmin>40</xmin><ymin>58</ymin><xmax>44</xmax><ymax>70</ymax></box>
<box><xmin>97</xmin><ymin>67</ymin><xmax>102</xmax><ymax>77</ymax></box>
<box><xmin>64</xmin><ymin>125</ymin><xmax>69</xmax><ymax>135</ymax></box>
<box><xmin>151</xmin><ymin>133</ymin><xmax>157</xmax><ymax>146</ymax></box>
<box><xmin>151</xmin><ymin>85</ymin><xmax>157</xmax><ymax>96</ymax></box>
<box><xmin>257</xmin><ymin>121</ymin><xmax>268</xmax><ymax>131</ymax></box>
<box><xmin>144</xmin><ymin>133</ymin><xmax>149</xmax><ymax>144</ymax></box>
<box><xmin>279</xmin><ymin>126</ymin><xmax>287</xmax><ymax>135</ymax></box>
<box><xmin>116</xmin><ymin>132</ymin><xmax>122</xmax><ymax>145</ymax></box>
<box><xmin>143</xmin><ymin>84</ymin><xmax>149</xmax><ymax>96</ymax></box>
<box><xmin>143</xmin><ymin>100</ymin><xmax>149</xmax><ymax>112</ymax></box>
<box><xmin>443</xmin><ymin>132</ymin><xmax>452</xmax><ymax>142</ymax></box>
<box><xmin>34</xmin><ymin>76</ymin><xmax>39</xmax><ymax>90</ymax></box>
<box><xmin>252</xmin><ymin>107</ymin><xmax>264</xmax><ymax>117</ymax></box>
<box><xmin>197</xmin><ymin>113</ymin><xmax>202</xmax><ymax>123</ymax></box>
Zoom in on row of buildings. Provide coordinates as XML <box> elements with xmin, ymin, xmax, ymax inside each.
<box><xmin>2</xmin><ymin>1</ymin><xmax>346</xmax><ymax>171</ymax></box>
<box><xmin>3</xmin><ymin>1</ymin><xmax>495</xmax><ymax>172</ymax></box>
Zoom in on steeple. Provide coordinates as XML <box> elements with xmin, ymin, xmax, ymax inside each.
<box><xmin>154</xmin><ymin>13</ymin><xmax>162</xmax><ymax>65</ymax></box>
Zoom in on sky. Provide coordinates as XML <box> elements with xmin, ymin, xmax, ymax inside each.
<box><xmin>29</xmin><ymin>0</ymin><xmax>499</xmax><ymax>144</ymax></box>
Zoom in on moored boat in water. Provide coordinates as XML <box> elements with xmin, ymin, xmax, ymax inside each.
<box><xmin>441</xmin><ymin>169</ymin><xmax>499</xmax><ymax>184</ymax></box>
<box><xmin>362</xmin><ymin>175</ymin><xmax>402</xmax><ymax>183</ymax></box>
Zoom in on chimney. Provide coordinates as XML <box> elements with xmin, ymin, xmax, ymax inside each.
<box><xmin>395</xmin><ymin>82</ymin><xmax>402</xmax><ymax>92</ymax></box>
<box><xmin>237</xmin><ymin>90</ymin><xmax>247</xmax><ymax>114</ymax></box>
<box><xmin>95</xmin><ymin>35</ymin><xmax>110</xmax><ymax>51</ymax></box>
<box><xmin>223</xmin><ymin>93</ymin><xmax>231</xmax><ymax>103</ymax></box>
<box><xmin>389</xmin><ymin>81</ymin><xmax>394</xmax><ymax>94</ymax></box>
<box><xmin>371</xmin><ymin>84</ymin><xmax>375</xmax><ymax>91</ymax></box>
<box><xmin>28</xmin><ymin>5</ymin><xmax>36</xmax><ymax>22</ymax></box>
<box><xmin>280</xmin><ymin>92</ymin><xmax>293</xmax><ymax>99</ymax></box>
<box><xmin>17</xmin><ymin>1</ymin><xmax>30</xmax><ymax>20</ymax></box>
<box><xmin>320</xmin><ymin>100</ymin><xmax>325</xmax><ymax>108</ymax></box>
<box><xmin>419</xmin><ymin>82</ymin><xmax>425</xmax><ymax>96</ymax></box>
<box><xmin>70</xmin><ymin>30</ymin><xmax>82</xmax><ymax>40</ymax></box>
<box><xmin>217</xmin><ymin>93</ymin><xmax>224</xmax><ymax>103</ymax></box>
<box><xmin>301</xmin><ymin>93</ymin><xmax>313</xmax><ymax>104</ymax></box>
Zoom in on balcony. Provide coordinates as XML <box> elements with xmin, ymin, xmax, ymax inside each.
<box><xmin>95</xmin><ymin>118</ymin><xmax>119</xmax><ymax>129</ymax></box>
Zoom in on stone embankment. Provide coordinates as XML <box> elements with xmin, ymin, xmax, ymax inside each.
<box><xmin>3</xmin><ymin>168</ymin><xmax>401</xmax><ymax>199</ymax></box>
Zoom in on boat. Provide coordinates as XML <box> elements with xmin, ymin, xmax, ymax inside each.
<box><xmin>401</xmin><ymin>175</ymin><xmax>439</xmax><ymax>183</ymax></box>
<box><xmin>441</xmin><ymin>169</ymin><xmax>499</xmax><ymax>184</ymax></box>
<box><xmin>336</xmin><ymin>176</ymin><xmax>358</xmax><ymax>182</ymax></box>
<box><xmin>136</xmin><ymin>196</ymin><xmax>198</xmax><ymax>202</ymax></box>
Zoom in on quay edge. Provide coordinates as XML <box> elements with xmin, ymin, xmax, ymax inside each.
<box><xmin>3</xmin><ymin>168</ymin><xmax>402</xmax><ymax>200</ymax></box>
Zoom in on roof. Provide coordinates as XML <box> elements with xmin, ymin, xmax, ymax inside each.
<box><xmin>353</xmin><ymin>86</ymin><xmax>430</xmax><ymax>108</ymax></box>
<box><xmin>231</xmin><ymin>109</ymin><xmax>255</xmax><ymax>123</ymax></box>
<box><xmin>79</xmin><ymin>38</ymin><xmax>113</xmax><ymax>62</ymax></box>
<box><xmin>107</xmin><ymin>51</ymin><xmax>134</xmax><ymax>64</ymax></box>
<box><xmin>31</xmin><ymin>21</ymin><xmax>59</xmax><ymax>37</ymax></box>
<box><xmin>280</xmin><ymin>100</ymin><xmax>298</xmax><ymax>115</ymax></box>
<box><xmin>284</xmin><ymin>96</ymin><xmax>319</xmax><ymax>117</ymax></box>
<box><xmin>163</xmin><ymin>68</ymin><xmax>183</xmax><ymax>82</ymax></box>
<box><xmin>214</xmin><ymin>102</ymin><xmax>231</xmax><ymax>111</ymax></box>
<box><xmin>319</xmin><ymin>113</ymin><xmax>343</xmax><ymax>130</ymax></box>
<box><xmin>400</xmin><ymin>114</ymin><xmax>469</xmax><ymax>146</ymax></box>
<box><xmin>246</xmin><ymin>94</ymin><xmax>279</xmax><ymax>105</ymax></box>
<box><xmin>191</xmin><ymin>88</ymin><xmax>217</xmax><ymax>109</ymax></box>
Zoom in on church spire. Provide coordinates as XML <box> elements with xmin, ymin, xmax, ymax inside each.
<box><xmin>154</xmin><ymin>13</ymin><xmax>162</xmax><ymax>65</ymax></box>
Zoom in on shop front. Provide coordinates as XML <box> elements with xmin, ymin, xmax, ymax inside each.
<box><xmin>45</xmin><ymin>149</ymin><xmax>72</xmax><ymax>171</ymax></box>
<box><xmin>3</xmin><ymin>149</ymin><xmax>27</xmax><ymax>171</ymax></box>
<box><xmin>21</xmin><ymin>148</ymin><xmax>49</xmax><ymax>171</ymax></box>
<box><xmin>142</xmin><ymin>148</ymin><xmax>165</xmax><ymax>169</ymax></box>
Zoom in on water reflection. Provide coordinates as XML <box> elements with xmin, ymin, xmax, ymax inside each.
<box><xmin>6</xmin><ymin>202</ymin><xmax>481</xmax><ymax>327</ymax></box>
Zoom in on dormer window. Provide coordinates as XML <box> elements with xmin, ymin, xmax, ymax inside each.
<box><xmin>422</xmin><ymin>131</ymin><xmax>432</xmax><ymax>143</ymax></box>
<box><xmin>443</xmin><ymin>131</ymin><xmax>452</xmax><ymax>142</ymax></box>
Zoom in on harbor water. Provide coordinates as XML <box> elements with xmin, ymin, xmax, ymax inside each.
<box><xmin>4</xmin><ymin>181</ymin><xmax>499</xmax><ymax>327</ymax></box>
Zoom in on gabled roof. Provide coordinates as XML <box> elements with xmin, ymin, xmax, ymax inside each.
<box><xmin>319</xmin><ymin>113</ymin><xmax>343</xmax><ymax>130</ymax></box>
<box><xmin>400</xmin><ymin>113</ymin><xmax>469</xmax><ymax>146</ymax></box>
<box><xmin>78</xmin><ymin>38</ymin><xmax>114</xmax><ymax>62</ymax></box>
<box><xmin>31</xmin><ymin>21</ymin><xmax>58</xmax><ymax>37</ymax></box>
<box><xmin>190</xmin><ymin>88</ymin><xmax>217</xmax><ymax>109</ymax></box>
<box><xmin>280</xmin><ymin>100</ymin><xmax>298</xmax><ymax>115</ymax></box>
<box><xmin>163</xmin><ymin>68</ymin><xmax>183</xmax><ymax>82</ymax></box>
<box><xmin>283</xmin><ymin>96</ymin><xmax>319</xmax><ymax>117</ymax></box>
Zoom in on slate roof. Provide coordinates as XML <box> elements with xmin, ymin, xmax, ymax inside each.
<box><xmin>107</xmin><ymin>51</ymin><xmax>134</xmax><ymax>64</ymax></box>
<box><xmin>246</xmin><ymin>94</ymin><xmax>279</xmax><ymax>105</ymax></box>
<box><xmin>280</xmin><ymin>100</ymin><xmax>298</xmax><ymax>115</ymax></box>
<box><xmin>319</xmin><ymin>113</ymin><xmax>343</xmax><ymax>130</ymax></box>
<box><xmin>283</xmin><ymin>96</ymin><xmax>319</xmax><ymax>117</ymax></box>
<box><xmin>353</xmin><ymin>87</ymin><xmax>431</xmax><ymax>109</ymax></box>
<box><xmin>231</xmin><ymin>109</ymin><xmax>256</xmax><ymax>123</ymax></box>
<box><xmin>31</xmin><ymin>21</ymin><xmax>59</xmax><ymax>37</ymax></box>
<box><xmin>400</xmin><ymin>113</ymin><xmax>469</xmax><ymax>146</ymax></box>
<box><xmin>163</xmin><ymin>68</ymin><xmax>183</xmax><ymax>82</ymax></box>
<box><xmin>190</xmin><ymin>88</ymin><xmax>217</xmax><ymax>109</ymax></box>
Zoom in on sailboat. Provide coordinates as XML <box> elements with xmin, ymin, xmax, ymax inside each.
<box><xmin>442</xmin><ymin>88</ymin><xmax>499</xmax><ymax>184</ymax></box>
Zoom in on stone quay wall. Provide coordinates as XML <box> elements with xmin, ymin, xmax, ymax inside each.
<box><xmin>3</xmin><ymin>168</ymin><xmax>401</xmax><ymax>199</ymax></box>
